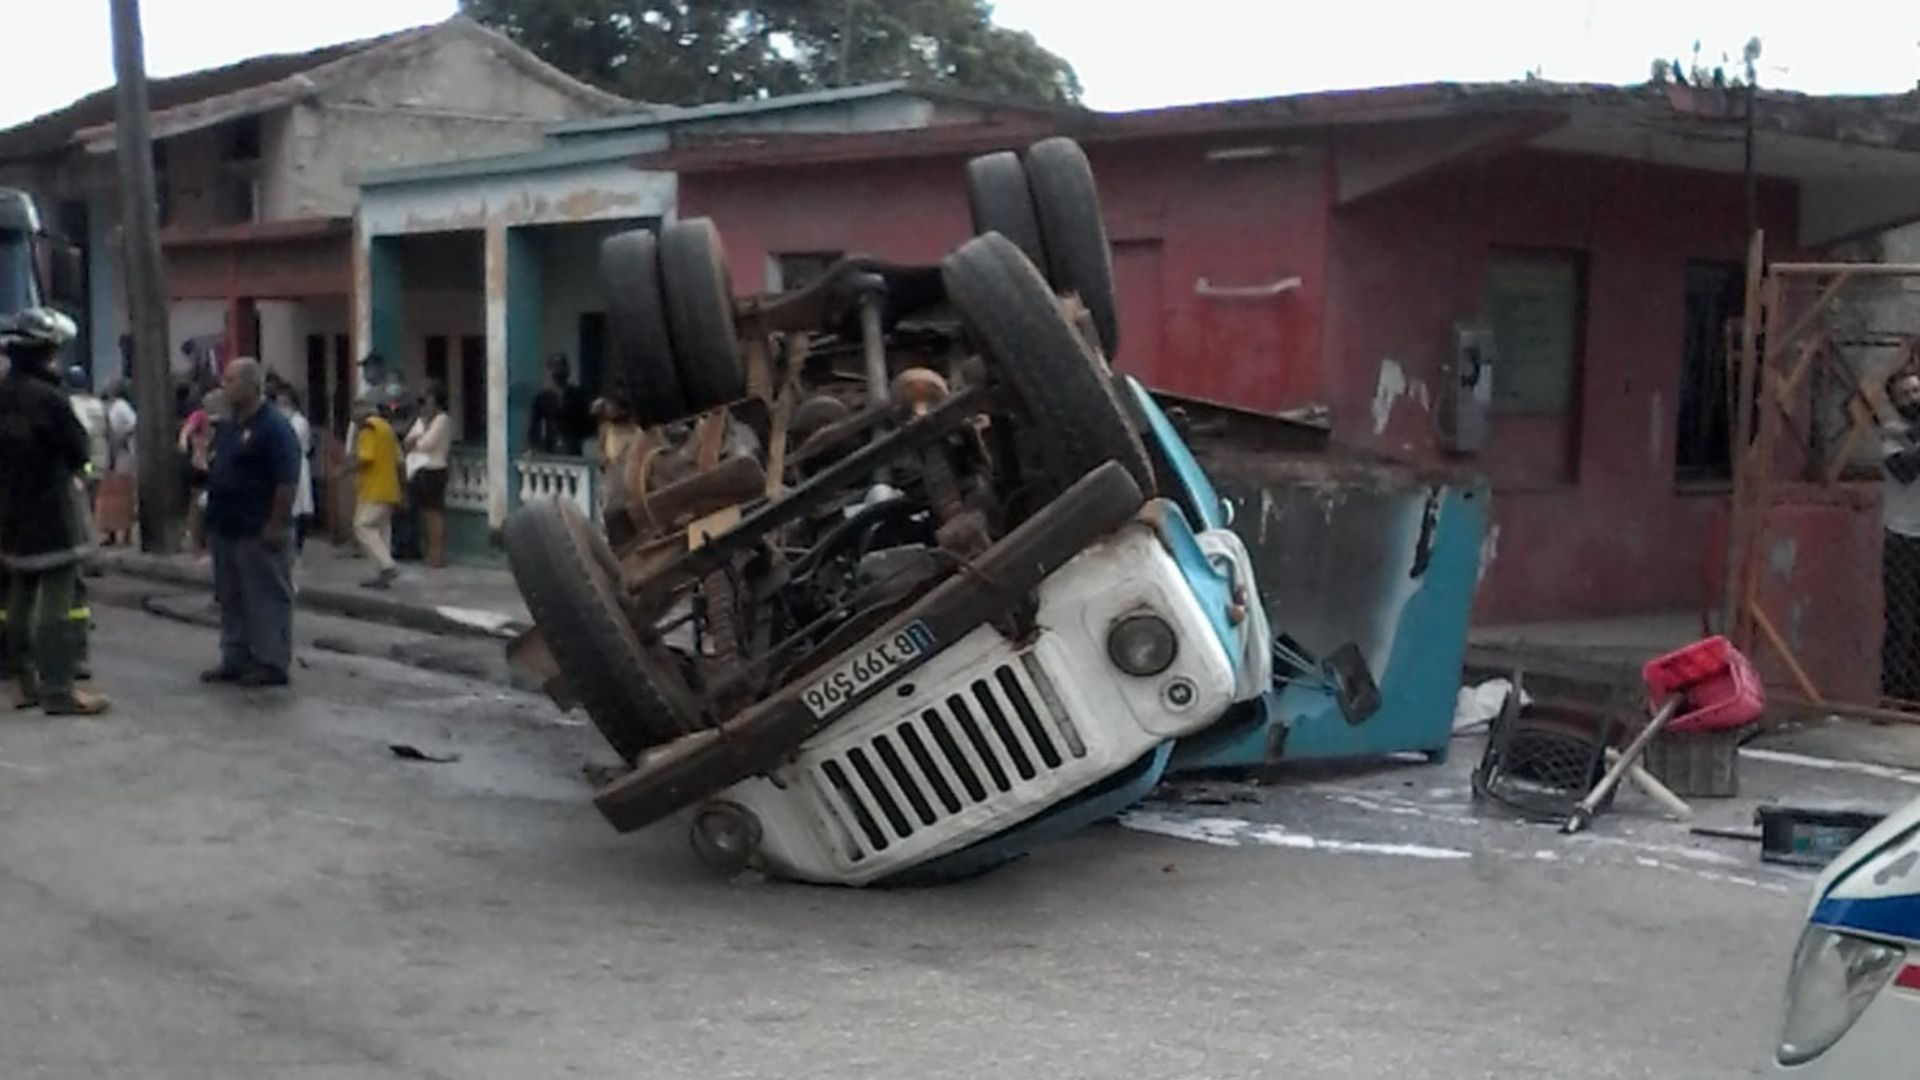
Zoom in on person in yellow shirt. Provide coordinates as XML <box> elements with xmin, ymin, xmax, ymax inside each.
<box><xmin>351</xmin><ymin>399</ymin><xmax>404</xmax><ymax>590</ymax></box>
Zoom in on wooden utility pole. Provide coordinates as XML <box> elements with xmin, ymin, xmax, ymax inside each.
<box><xmin>110</xmin><ymin>0</ymin><xmax>182</xmax><ymax>553</ymax></box>
<box><xmin>1742</xmin><ymin>38</ymin><xmax>1762</xmax><ymax>245</ymax></box>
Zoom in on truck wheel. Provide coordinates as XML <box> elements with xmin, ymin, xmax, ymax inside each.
<box><xmin>965</xmin><ymin>151</ymin><xmax>1047</xmax><ymax>271</ymax></box>
<box><xmin>659</xmin><ymin>218</ymin><xmax>745</xmax><ymax>412</ymax></box>
<box><xmin>1025</xmin><ymin>137</ymin><xmax>1120</xmax><ymax>358</ymax></box>
<box><xmin>942</xmin><ymin>232</ymin><xmax>1153</xmax><ymax>496</ymax></box>
<box><xmin>600</xmin><ymin>229</ymin><xmax>689</xmax><ymax>426</ymax></box>
<box><xmin>505</xmin><ymin>498</ymin><xmax>700</xmax><ymax>762</ymax></box>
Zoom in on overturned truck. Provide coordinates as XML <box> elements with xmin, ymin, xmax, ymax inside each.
<box><xmin>505</xmin><ymin>138</ymin><xmax>1273</xmax><ymax>885</ymax></box>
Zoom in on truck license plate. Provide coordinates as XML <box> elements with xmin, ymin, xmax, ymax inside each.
<box><xmin>801</xmin><ymin>621</ymin><xmax>936</xmax><ymax>718</ymax></box>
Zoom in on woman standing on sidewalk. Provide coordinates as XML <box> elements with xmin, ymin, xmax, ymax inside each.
<box><xmin>404</xmin><ymin>382</ymin><xmax>453</xmax><ymax>569</ymax></box>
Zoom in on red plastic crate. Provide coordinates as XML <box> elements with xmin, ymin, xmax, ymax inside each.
<box><xmin>1641</xmin><ymin>636</ymin><xmax>1766</xmax><ymax>734</ymax></box>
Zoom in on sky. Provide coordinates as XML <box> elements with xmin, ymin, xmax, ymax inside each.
<box><xmin>8</xmin><ymin>0</ymin><xmax>1920</xmax><ymax>128</ymax></box>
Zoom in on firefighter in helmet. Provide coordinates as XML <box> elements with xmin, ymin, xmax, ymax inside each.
<box><xmin>0</xmin><ymin>307</ymin><xmax>109</xmax><ymax>714</ymax></box>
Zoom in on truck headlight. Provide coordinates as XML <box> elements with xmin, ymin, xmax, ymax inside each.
<box><xmin>1778</xmin><ymin>924</ymin><xmax>1904</xmax><ymax>1065</ymax></box>
<box><xmin>1108</xmin><ymin>613</ymin><xmax>1177</xmax><ymax>677</ymax></box>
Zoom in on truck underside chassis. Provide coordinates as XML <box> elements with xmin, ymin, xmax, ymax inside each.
<box><xmin>504</xmin><ymin>139</ymin><xmax>1236</xmax><ymax>881</ymax></box>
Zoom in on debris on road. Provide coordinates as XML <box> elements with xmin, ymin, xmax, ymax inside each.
<box><xmin>1563</xmin><ymin>636</ymin><xmax>1764</xmax><ymax>835</ymax></box>
<box><xmin>1454</xmin><ymin>677</ymin><xmax>1526</xmax><ymax>733</ymax></box>
<box><xmin>1690</xmin><ymin>825</ymin><xmax>1765</xmax><ymax>843</ymax></box>
<box><xmin>388</xmin><ymin>744</ymin><xmax>462</xmax><ymax>764</ymax></box>
<box><xmin>1757</xmin><ymin>805</ymin><xmax>1887</xmax><ymax>868</ymax></box>
<box><xmin>1146</xmin><ymin>780</ymin><xmax>1263</xmax><ymax>808</ymax></box>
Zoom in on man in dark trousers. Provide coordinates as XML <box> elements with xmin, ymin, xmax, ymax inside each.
<box><xmin>202</xmin><ymin>357</ymin><xmax>301</xmax><ymax>688</ymax></box>
<box><xmin>0</xmin><ymin>308</ymin><xmax>109</xmax><ymax>715</ymax></box>
<box><xmin>1884</xmin><ymin>366</ymin><xmax>1920</xmax><ymax>705</ymax></box>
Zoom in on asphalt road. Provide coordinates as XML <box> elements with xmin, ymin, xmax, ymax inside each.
<box><xmin>0</xmin><ymin>605</ymin><xmax>1866</xmax><ymax>1079</ymax></box>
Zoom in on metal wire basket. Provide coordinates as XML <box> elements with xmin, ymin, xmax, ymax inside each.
<box><xmin>1472</xmin><ymin>683</ymin><xmax>1616</xmax><ymax>823</ymax></box>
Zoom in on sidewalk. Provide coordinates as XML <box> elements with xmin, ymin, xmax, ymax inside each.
<box><xmin>97</xmin><ymin>541</ymin><xmax>530</xmax><ymax>640</ymax></box>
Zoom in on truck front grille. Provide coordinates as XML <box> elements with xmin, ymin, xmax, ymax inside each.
<box><xmin>812</xmin><ymin>654</ymin><xmax>1086</xmax><ymax>861</ymax></box>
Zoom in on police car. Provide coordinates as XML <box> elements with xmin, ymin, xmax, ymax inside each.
<box><xmin>1777</xmin><ymin>797</ymin><xmax>1920</xmax><ymax>1075</ymax></box>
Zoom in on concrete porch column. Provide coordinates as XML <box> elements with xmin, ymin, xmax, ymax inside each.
<box><xmin>225</xmin><ymin>297</ymin><xmax>259</xmax><ymax>360</ymax></box>
<box><xmin>351</xmin><ymin>223</ymin><xmax>403</xmax><ymax>393</ymax></box>
<box><xmin>484</xmin><ymin>222</ymin><xmax>546</xmax><ymax>529</ymax></box>
<box><xmin>85</xmin><ymin>189</ymin><xmax>123</xmax><ymax>387</ymax></box>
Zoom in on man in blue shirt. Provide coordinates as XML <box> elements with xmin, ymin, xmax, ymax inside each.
<box><xmin>203</xmin><ymin>358</ymin><xmax>300</xmax><ymax>688</ymax></box>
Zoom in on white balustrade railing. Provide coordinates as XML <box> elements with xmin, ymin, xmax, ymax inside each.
<box><xmin>516</xmin><ymin>454</ymin><xmax>596</xmax><ymax>518</ymax></box>
<box><xmin>446</xmin><ymin>449</ymin><xmax>489</xmax><ymax>513</ymax></box>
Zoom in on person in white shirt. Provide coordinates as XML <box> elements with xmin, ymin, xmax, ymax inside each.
<box><xmin>403</xmin><ymin>381</ymin><xmax>454</xmax><ymax>568</ymax></box>
<box><xmin>273</xmin><ymin>384</ymin><xmax>316</xmax><ymax>552</ymax></box>
<box><xmin>64</xmin><ymin>367</ymin><xmax>109</xmax><ymax>480</ymax></box>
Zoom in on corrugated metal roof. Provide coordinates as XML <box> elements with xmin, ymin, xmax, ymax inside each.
<box><xmin>631</xmin><ymin>79</ymin><xmax>1920</xmax><ymax>173</ymax></box>
<box><xmin>359</xmin><ymin>131</ymin><xmax>670</xmax><ymax>189</ymax></box>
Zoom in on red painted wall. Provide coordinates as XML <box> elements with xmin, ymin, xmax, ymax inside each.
<box><xmin>1750</xmin><ymin>485</ymin><xmax>1884</xmax><ymax>704</ymax></box>
<box><xmin>681</xmin><ymin>155</ymin><xmax>971</xmax><ymax>291</ymax></box>
<box><xmin>679</xmin><ymin>133</ymin><xmax>1817</xmax><ymax>627</ymax></box>
<box><xmin>1324</xmin><ymin>150</ymin><xmax>1800</xmax><ymax>622</ymax></box>
<box><xmin>677</xmin><ymin>134</ymin><xmax>1329</xmax><ymax>409</ymax></box>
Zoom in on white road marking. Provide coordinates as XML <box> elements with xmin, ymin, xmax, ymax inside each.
<box><xmin>1127</xmin><ymin>805</ymin><xmax>1797</xmax><ymax>893</ymax></box>
<box><xmin>1739</xmin><ymin>747</ymin><xmax>1920</xmax><ymax>787</ymax></box>
<box><xmin>1120</xmin><ymin>812</ymin><xmax>1471</xmax><ymax>861</ymax></box>
<box><xmin>1322</xmin><ymin>792</ymin><xmax>1431</xmax><ymax>818</ymax></box>
<box><xmin>1632</xmin><ymin>854</ymin><xmax>1793</xmax><ymax>894</ymax></box>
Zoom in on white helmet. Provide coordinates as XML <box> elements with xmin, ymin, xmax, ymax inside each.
<box><xmin>0</xmin><ymin>306</ymin><xmax>78</xmax><ymax>353</ymax></box>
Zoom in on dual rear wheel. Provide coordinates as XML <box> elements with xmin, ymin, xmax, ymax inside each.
<box><xmin>601</xmin><ymin>218</ymin><xmax>746</xmax><ymax>426</ymax></box>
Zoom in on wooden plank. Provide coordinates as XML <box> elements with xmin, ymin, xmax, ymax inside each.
<box><xmin>762</xmin><ymin>332</ymin><xmax>810</xmax><ymax>500</ymax></box>
<box><xmin>1773</xmin><ymin>335</ymin><xmax>1825</xmax><ymax>410</ymax></box>
<box><xmin>1749</xmin><ymin>598</ymin><xmax>1823</xmax><ymax>705</ymax></box>
<box><xmin>1815</xmin><ymin>348</ymin><xmax>1880</xmax><ymax>482</ymax></box>
<box><xmin>695</xmin><ymin>410</ymin><xmax>726</xmax><ymax>470</ymax></box>
<box><xmin>1776</xmin><ymin>271</ymin><xmax>1853</xmax><ymax>358</ymax></box>
<box><xmin>1736</xmin><ymin>273</ymin><xmax>1788</xmax><ymax>650</ymax></box>
<box><xmin>1824</xmin><ymin>412</ymin><xmax>1869</xmax><ymax>486</ymax></box>
<box><xmin>1772</xmin><ymin>262</ymin><xmax>1920</xmax><ymax>277</ymax></box>
<box><xmin>764</xmin><ymin>380</ymin><xmax>795</xmax><ymax>500</ymax></box>
<box><xmin>744</xmin><ymin>334</ymin><xmax>773</xmax><ymax>402</ymax></box>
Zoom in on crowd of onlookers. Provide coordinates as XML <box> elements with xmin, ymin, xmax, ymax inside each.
<box><xmin>5</xmin><ymin>317</ymin><xmax>605</xmax><ymax>709</ymax></box>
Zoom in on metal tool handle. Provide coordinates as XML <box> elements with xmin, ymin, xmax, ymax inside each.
<box><xmin>1563</xmin><ymin>696</ymin><xmax>1684</xmax><ymax>834</ymax></box>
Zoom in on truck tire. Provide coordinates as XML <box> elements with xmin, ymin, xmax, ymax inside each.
<box><xmin>942</xmin><ymin>232</ymin><xmax>1153</xmax><ymax>496</ymax></box>
<box><xmin>965</xmin><ymin>151</ymin><xmax>1047</xmax><ymax>271</ymax></box>
<box><xmin>659</xmin><ymin>218</ymin><xmax>745</xmax><ymax>412</ymax></box>
<box><xmin>505</xmin><ymin>498</ymin><xmax>699</xmax><ymax>762</ymax></box>
<box><xmin>600</xmin><ymin>229</ymin><xmax>689</xmax><ymax>426</ymax></box>
<box><xmin>1025</xmin><ymin>137</ymin><xmax>1120</xmax><ymax>358</ymax></box>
